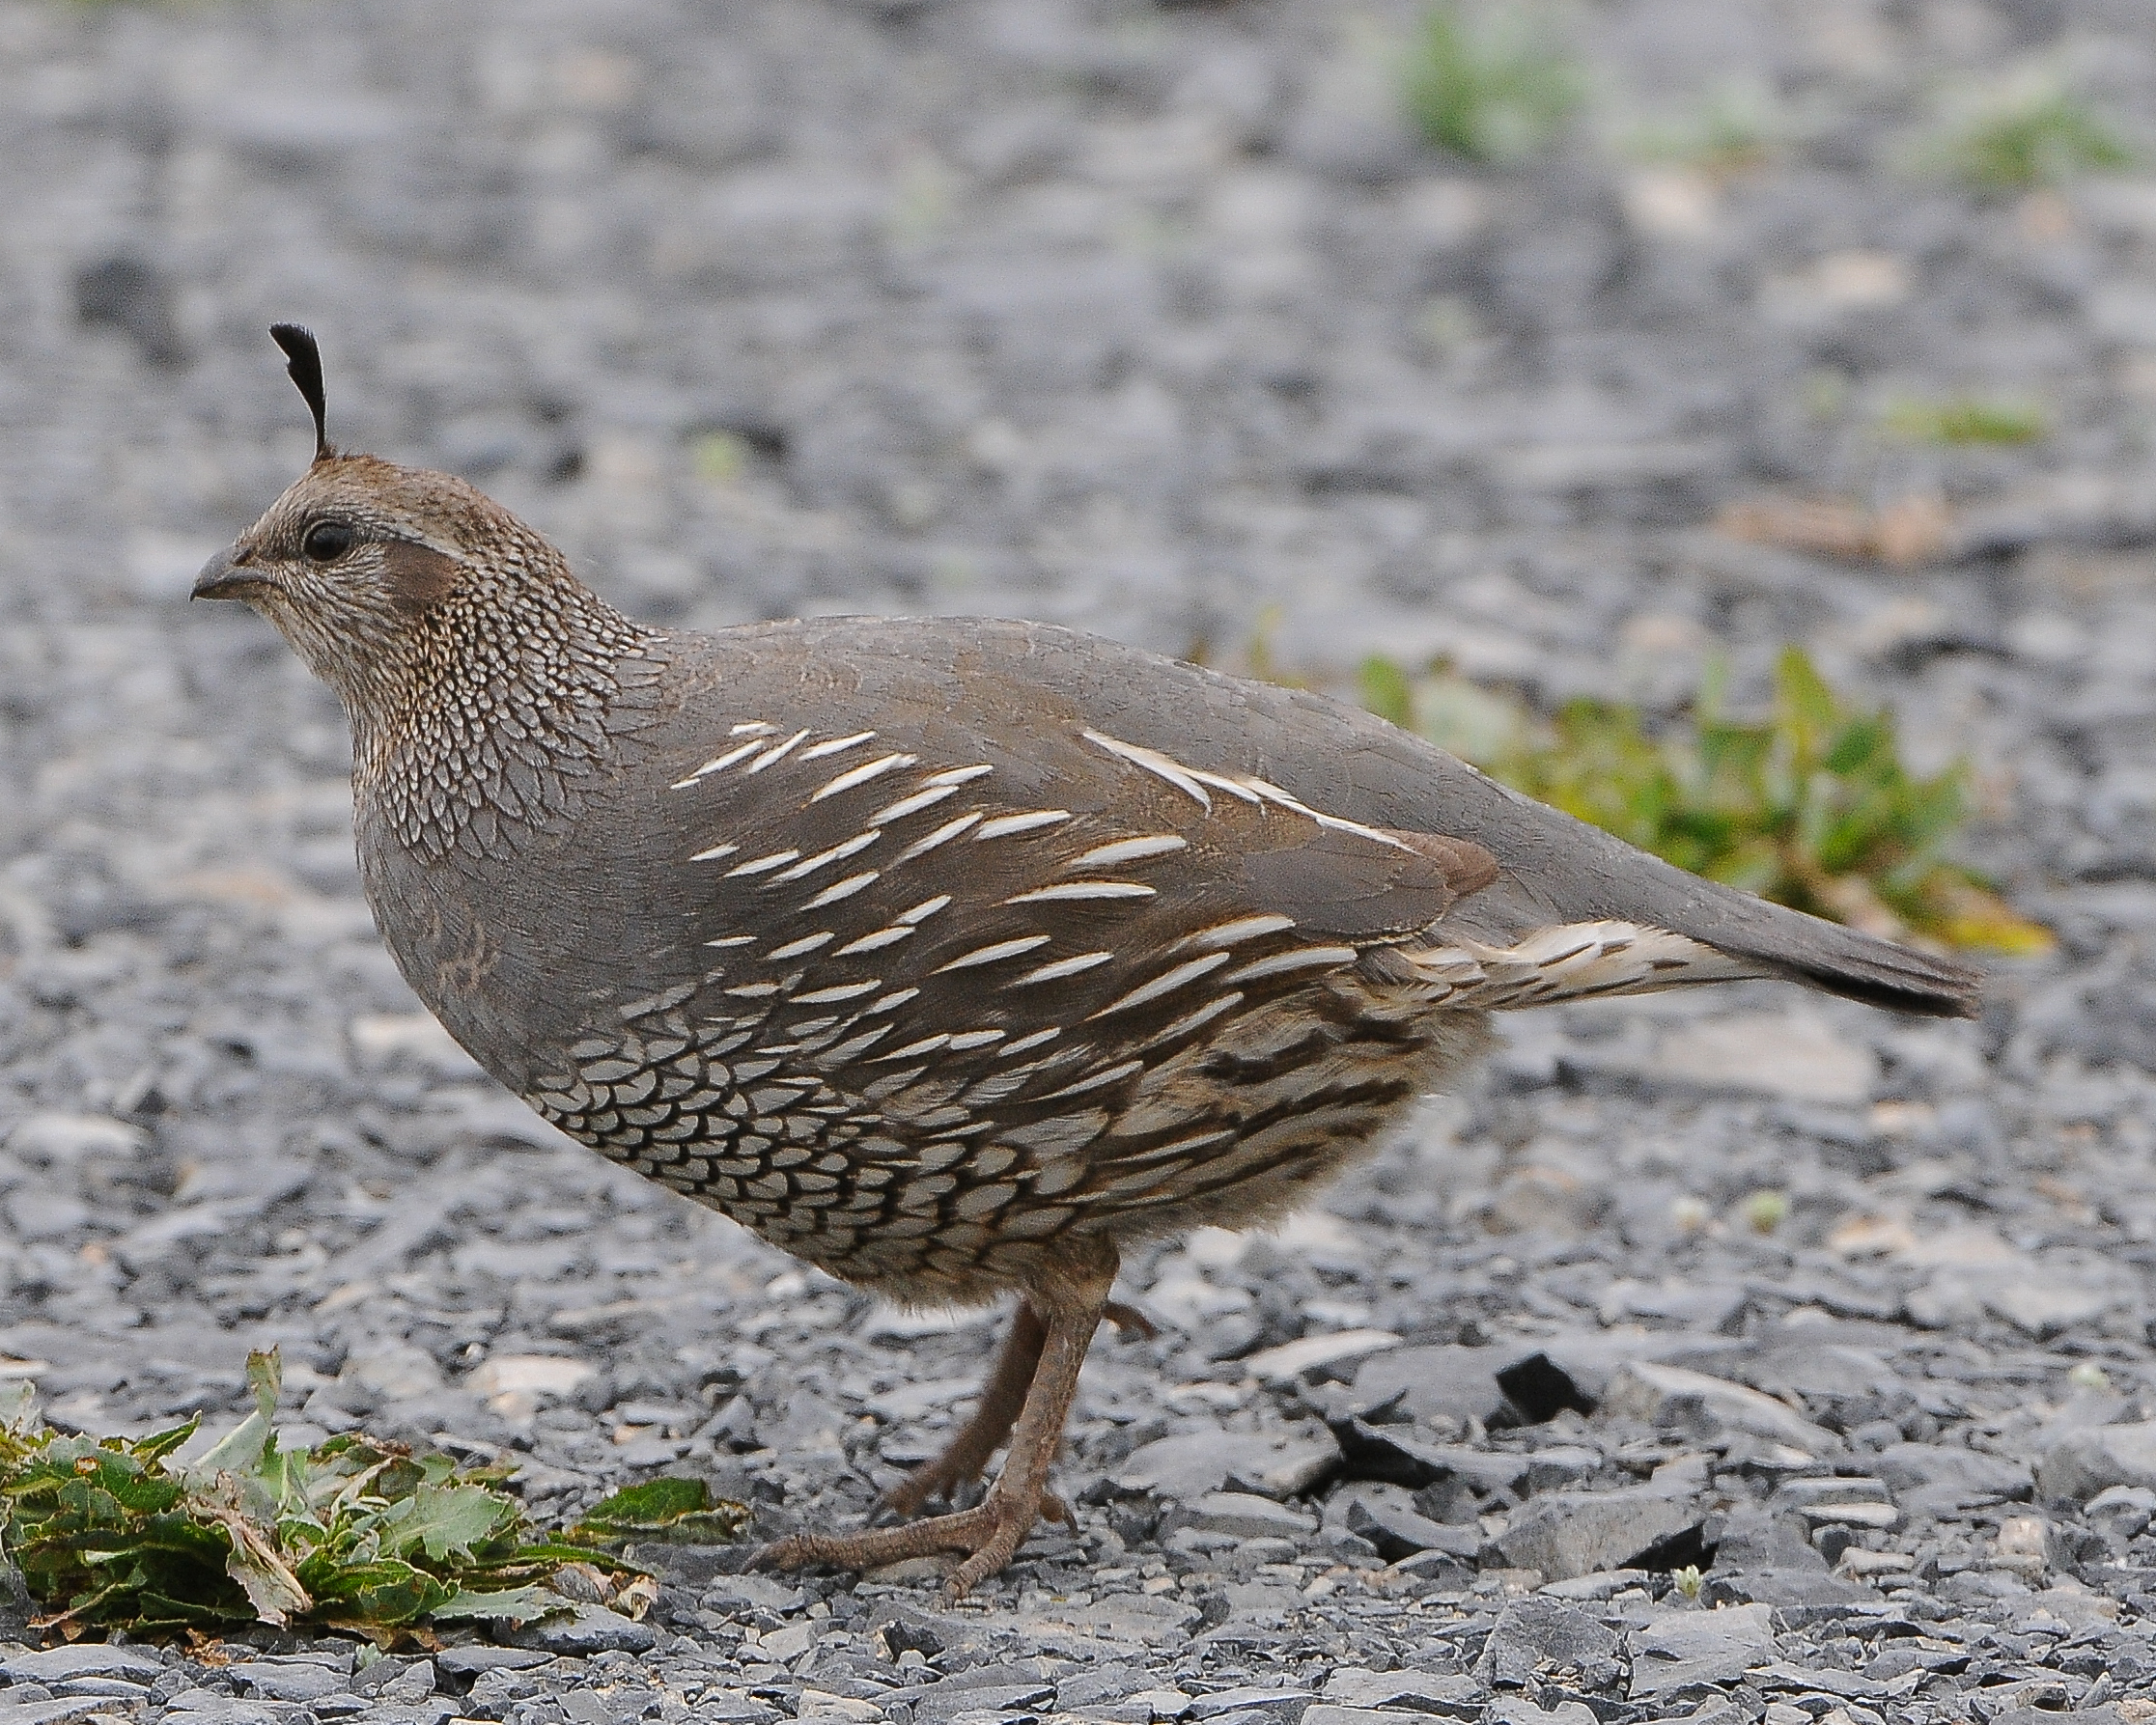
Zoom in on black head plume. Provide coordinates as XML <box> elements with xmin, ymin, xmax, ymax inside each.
<box><xmin>269</xmin><ymin>323</ymin><xmax>332</xmax><ymax>461</ymax></box>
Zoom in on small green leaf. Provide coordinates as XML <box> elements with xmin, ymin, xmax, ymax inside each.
<box><xmin>431</xmin><ymin>1583</ymin><xmax>567</xmax><ymax>1624</ymax></box>
<box><xmin>381</xmin><ymin>1483</ymin><xmax>518</xmax><ymax>1564</ymax></box>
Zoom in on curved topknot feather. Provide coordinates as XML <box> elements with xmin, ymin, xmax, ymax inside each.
<box><xmin>268</xmin><ymin>323</ymin><xmax>332</xmax><ymax>461</ymax></box>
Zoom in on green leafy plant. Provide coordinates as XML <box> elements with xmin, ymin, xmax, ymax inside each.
<box><xmin>1881</xmin><ymin>394</ymin><xmax>2048</xmax><ymax>447</ymax></box>
<box><xmin>0</xmin><ymin>1351</ymin><xmax>745</xmax><ymax>1645</ymax></box>
<box><xmin>1359</xmin><ymin>645</ymin><xmax>2050</xmax><ymax>955</ymax></box>
<box><xmin>1402</xmin><ymin>2</ymin><xmax>1583</xmax><ymax>166</ymax></box>
<box><xmin>1932</xmin><ymin>82</ymin><xmax>2132</xmax><ymax>192</ymax></box>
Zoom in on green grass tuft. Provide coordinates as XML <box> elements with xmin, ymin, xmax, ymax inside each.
<box><xmin>0</xmin><ymin>1349</ymin><xmax>745</xmax><ymax>1645</ymax></box>
<box><xmin>1402</xmin><ymin>2</ymin><xmax>1583</xmax><ymax>166</ymax></box>
<box><xmin>1881</xmin><ymin>394</ymin><xmax>2048</xmax><ymax>447</ymax></box>
<box><xmin>1935</xmin><ymin>84</ymin><xmax>2132</xmax><ymax>192</ymax></box>
<box><xmin>1361</xmin><ymin>646</ymin><xmax>2050</xmax><ymax>956</ymax></box>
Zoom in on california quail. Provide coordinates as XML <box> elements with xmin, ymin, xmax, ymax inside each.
<box><xmin>196</xmin><ymin>327</ymin><xmax>1980</xmax><ymax>1598</ymax></box>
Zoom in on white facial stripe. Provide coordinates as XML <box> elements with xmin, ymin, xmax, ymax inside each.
<box><xmin>1091</xmin><ymin>952</ymin><xmax>1233</xmax><ymax>1017</ymax></box>
<box><xmin>810</xmin><ymin>752</ymin><xmax>918</xmax><ymax>803</ymax></box>
<box><xmin>1065</xmin><ymin>834</ymin><xmax>1188</xmax><ymax>871</ymax></box>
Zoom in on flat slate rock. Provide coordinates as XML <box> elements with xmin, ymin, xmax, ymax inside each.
<box><xmin>503</xmin><ymin>1602</ymin><xmax>658</xmax><ymax>1655</ymax></box>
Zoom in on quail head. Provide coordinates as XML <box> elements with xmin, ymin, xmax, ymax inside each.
<box><xmin>195</xmin><ymin>326</ymin><xmax>1980</xmax><ymax>1598</ymax></box>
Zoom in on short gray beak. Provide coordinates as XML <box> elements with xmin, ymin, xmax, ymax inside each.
<box><xmin>192</xmin><ymin>546</ymin><xmax>265</xmax><ymax>600</ymax></box>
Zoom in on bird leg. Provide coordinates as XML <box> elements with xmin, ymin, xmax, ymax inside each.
<box><xmin>881</xmin><ymin>1301</ymin><xmax>1046</xmax><ymax>1518</ymax></box>
<box><xmin>757</xmin><ymin>1245</ymin><xmax>1117</xmax><ymax>1599</ymax></box>
<box><xmin>881</xmin><ymin>1294</ymin><xmax>1155</xmax><ymax>1519</ymax></box>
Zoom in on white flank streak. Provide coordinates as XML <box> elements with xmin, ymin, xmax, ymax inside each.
<box><xmin>1000</xmin><ymin>1027</ymin><xmax>1062</xmax><ymax>1055</ymax></box>
<box><xmin>702</xmin><ymin>933</ymin><xmax>755</xmax><ymax>948</ymax></box>
<box><xmin>947</xmin><ymin>1030</ymin><xmax>1007</xmax><ymax>1050</ymax></box>
<box><xmin>1190</xmin><ymin>913</ymin><xmax>1296</xmax><ymax>948</ymax></box>
<box><xmin>898</xmin><ymin>895</ymin><xmax>953</xmax><ymax>924</ymax></box>
<box><xmin>1148</xmin><ymin>991</ymin><xmax>1245</xmax><ymax>1044</ymax></box>
<box><xmin>873</xmin><ymin>988</ymin><xmax>921</xmax><ymax>1012</ymax></box>
<box><xmin>726</xmin><ymin>849</ymin><xmax>801</xmax><ymax>877</ymax></box>
<box><xmin>688</xmin><ymin>842</ymin><xmax>741</xmax><ymax>862</ymax></box>
<box><xmin>731</xmin><ymin>721</ymin><xmax>778</xmax><ymax>736</ymax></box>
<box><xmin>770</xmin><ymin>829</ymin><xmax>882</xmax><ymax>882</ymax></box>
<box><xmin>1005</xmin><ymin>881</ymin><xmax>1155</xmax><ymax>904</ymax></box>
<box><xmin>802</xmin><ymin>871</ymin><xmax>879</xmax><ymax>909</ymax></box>
<box><xmin>1092</xmin><ymin>952</ymin><xmax>1233</xmax><ymax>1016</ymax></box>
<box><xmin>1082</xmin><ymin>730</ymin><xmax>1212</xmax><ymax>809</ymax></box>
<box><xmin>764</xmin><ymin>932</ymin><xmax>834</xmax><ymax>961</ymax></box>
<box><xmin>1008</xmin><ymin>951</ymin><xmax>1115</xmax><ymax>987</ymax></box>
<box><xmin>1223</xmin><ymin>945</ymin><xmax>1359</xmax><ymax>984</ymax></box>
<box><xmin>974</xmin><ymin>810</ymin><xmax>1073</xmax><ymax>840</ymax></box>
<box><xmin>672</xmin><ymin>738</ymin><xmax>766</xmax><ymax>788</ymax></box>
<box><xmin>1244</xmin><ymin>778</ymin><xmax>1412</xmax><ymax>851</ymax></box>
<box><xmin>1188</xmin><ymin>769</ymin><xmax>1262</xmax><ymax>804</ymax></box>
<box><xmin>1036</xmin><ymin>1059</ymin><xmax>1143</xmax><ymax>1100</ymax></box>
<box><xmin>834</xmin><ymin>927</ymin><xmax>913</xmax><ymax>956</ymax></box>
<box><xmin>978</xmin><ymin>810</ymin><xmax>1078</xmax><ymax>841</ymax></box>
<box><xmin>870</xmin><ymin>782</ymin><xmax>964</xmax><ymax>823</ymax></box>
<box><xmin>793</xmin><ymin>980</ymin><xmax>883</xmax><ymax>1006</ymax></box>
<box><xmin>924</xmin><ymin>764</ymin><xmax>994</xmax><ymax>788</ymax></box>
<box><xmin>810</xmin><ymin>752</ymin><xmax>917</xmax><ymax>802</ymax></box>
<box><xmin>937</xmin><ymin>933</ymin><xmax>1052</xmax><ymax>972</ymax></box>
<box><xmin>726</xmin><ymin>981</ymin><xmax>784</xmax><ymax>998</ymax></box>
<box><xmin>897</xmin><ymin>813</ymin><xmax>980</xmax><ymax>860</ymax></box>
<box><xmin>1065</xmin><ymin>834</ymin><xmax>1188</xmax><ymax>871</ymax></box>
<box><xmin>879</xmin><ymin>1034</ymin><xmax>951</xmax><ymax>1062</ymax></box>
<box><xmin>798</xmin><ymin>730</ymin><xmax>878</xmax><ymax>762</ymax></box>
<box><xmin>747</xmin><ymin>729</ymin><xmax>811</xmax><ymax>771</ymax></box>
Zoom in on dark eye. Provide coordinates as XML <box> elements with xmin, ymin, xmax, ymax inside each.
<box><xmin>302</xmin><ymin>519</ymin><xmax>356</xmax><ymax>562</ymax></box>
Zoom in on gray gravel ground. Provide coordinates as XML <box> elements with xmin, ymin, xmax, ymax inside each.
<box><xmin>4</xmin><ymin>0</ymin><xmax>2156</xmax><ymax>1719</ymax></box>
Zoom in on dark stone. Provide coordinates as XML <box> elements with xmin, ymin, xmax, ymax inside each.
<box><xmin>1483</xmin><ymin>1487</ymin><xmax>1708</xmax><ymax>1582</ymax></box>
<box><xmin>1331</xmin><ymin>1482</ymin><xmax>1481</xmax><ymax>1561</ymax></box>
<box><xmin>1351</xmin><ymin>1344</ymin><xmax>1508</xmax><ymax>1426</ymax></box>
<box><xmin>1326</xmin><ymin>1417</ymin><xmax>1529</xmax><ymax>1495</ymax></box>
<box><xmin>503</xmin><ymin>1603</ymin><xmax>657</xmax><ymax>1655</ymax></box>
<box><xmin>1496</xmin><ymin>1350</ymin><xmax>1596</xmax><ymax>1422</ymax></box>
<box><xmin>1472</xmin><ymin>1596</ymin><xmax>1626</xmax><ymax>1692</ymax></box>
